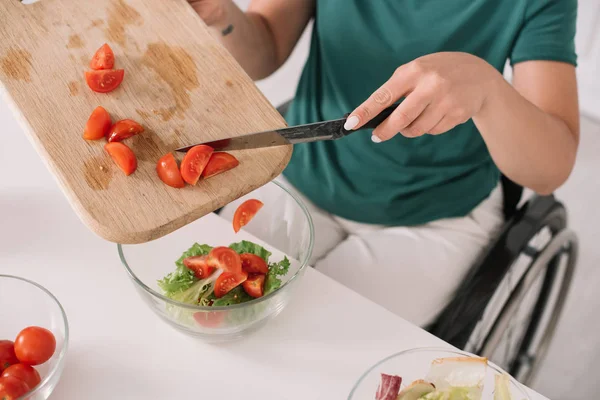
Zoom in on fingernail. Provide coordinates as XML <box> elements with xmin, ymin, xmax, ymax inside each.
<box><xmin>371</xmin><ymin>135</ymin><xmax>382</xmax><ymax>143</ymax></box>
<box><xmin>344</xmin><ymin>115</ymin><xmax>360</xmax><ymax>130</ymax></box>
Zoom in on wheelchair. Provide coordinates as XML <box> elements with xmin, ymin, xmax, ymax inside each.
<box><xmin>275</xmin><ymin>100</ymin><xmax>578</xmax><ymax>386</ymax></box>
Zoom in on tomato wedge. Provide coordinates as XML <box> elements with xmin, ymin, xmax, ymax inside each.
<box><xmin>83</xmin><ymin>106</ymin><xmax>112</xmax><ymax>140</ymax></box>
<box><xmin>242</xmin><ymin>274</ymin><xmax>265</xmax><ymax>298</ymax></box>
<box><xmin>183</xmin><ymin>255</ymin><xmax>215</xmax><ymax>279</ymax></box>
<box><xmin>1</xmin><ymin>364</ymin><xmax>41</xmax><ymax>390</ymax></box>
<box><xmin>180</xmin><ymin>145</ymin><xmax>213</xmax><ymax>185</ymax></box>
<box><xmin>201</xmin><ymin>152</ymin><xmax>240</xmax><ymax>179</ymax></box>
<box><xmin>193</xmin><ymin>311</ymin><xmax>225</xmax><ymax>328</ymax></box>
<box><xmin>90</xmin><ymin>43</ymin><xmax>115</xmax><ymax>70</ymax></box>
<box><xmin>214</xmin><ymin>271</ymin><xmax>248</xmax><ymax>298</ymax></box>
<box><xmin>240</xmin><ymin>253</ymin><xmax>269</xmax><ymax>274</ymax></box>
<box><xmin>85</xmin><ymin>69</ymin><xmax>124</xmax><ymax>93</ymax></box>
<box><xmin>104</xmin><ymin>142</ymin><xmax>137</xmax><ymax>176</ymax></box>
<box><xmin>232</xmin><ymin>199</ymin><xmax>264</xmax><ymax>233</ymax></box>
<box><xmin>107</xmin><ymin>119</ymin><xmax>144</xmax><ymax>142</ymax></box>
<box><xmin>207</xmin><ymin>247</ymin><xmax>242</xmax><ymax>273</ymax></box>
<box><xmin>157</xmin><ymin>153</ymin><xmax>185</xmax><ymax>188</ymax></box>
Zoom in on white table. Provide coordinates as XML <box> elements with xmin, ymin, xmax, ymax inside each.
<box><xmin>0</xmin><ymin>94</ymin><xmax>549</xmax><ymax>399</ymax></box>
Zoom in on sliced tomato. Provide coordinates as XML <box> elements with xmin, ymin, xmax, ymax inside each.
<box><xmin>104</xmin><ymin>142</ymin><xmax>137</xmax><ymax>176</ymax></box>
<box><xmin>156</xmin><ymin>153</ymin><xmax>185</xmax><ymax>188</ymax></box>
<box><xmin>90</xmin><ymin>43</ymin><xmax>115</xmax><ymax>70</ymax></box>
<box><xmin>232</xmin><ymin>199</ymin><xmax>264</xmax><ymax>233</ymax></box>
<box><xmin>183</xmin><ymin>256</ymin><xmax>215</xmax><ymax>279</ymax></box>
<box><xmin>207</xmin><ymin>247</ymin><xmax>242</xmax><ymax>273</ymax></box>
<box><xmin>214</xmin><ymin>271</ymin><xmax>248</xmax><ymax>298</ymax></box>
<box><xmin>201</xmin><ymin>152</ymin><xmax>240</xmax><ymax>179</ymax></box>
<box><xmin>180</xmin><ymin>145</ymin><xmax>214</xmax><ymax>185</ymax></box>
<box><xmin>0</xmin><ymin>376</ymin><xmax>30</xmax><ymax>400</ymax></box>
<box><xmin>1</xmin><ymin>364</ymin><xmax>41</xmax><ymax>390</ymax></box>
<box><xmin>240</xmin><ymin>253</ymin><xmax>269</xmax><ymax>274</ymax></box>
<box><xmin>83</xmin><ymin>106</ymin><xmax>112</xmax><ymax>140</ymax></box>
<box><xmin>107</xmin><ymin>119</ymin><xmax>144</xmax><ymax>142</ymax></box>
<box><xmin>242</xmin><ymin>274</ymin><xmax>265</xmax><ymax>298</ymax></box>
<box><xmin>193</xmin><ymin>311</ymin><xmax>225</xmax><ymax>328</ymax></box>
<box><xmin>85</xmin><ymin>69</ymin><xmax>124</xmax><ymax>93</ymax></box>
<box><xmin>0</xmin><ymin>341</ymin><xmax>18</xmax><ymax>373</ymax></box>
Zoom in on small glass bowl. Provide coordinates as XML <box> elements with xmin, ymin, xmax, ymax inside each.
<box><xmin>348</xmin><ymin>347</ymin><xmax>531</xmax><ymax>400</ymax></box>
<box><xmin>119</xmin><ymin>180</ymin><xmax>314</xmax><ymax>342</ymax></box>
<box><xmin>0</xmin><ymin>275</ymin><xmax>69</xmax><ymax>400</ymax></box>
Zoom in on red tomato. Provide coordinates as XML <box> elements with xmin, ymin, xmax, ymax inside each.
<box><xmin>193</xmin><ymin>311</ymin><xmax>225</xmax><ymax>328</ymax></box>
<box><xmin>156</xmin><ymin>153</ymin><xmax>185</xmax><ymax>188</ymax></box>
<box><xmin>232</xmin><ymin>199</ymin><xmax>264</xmax><ymax>233</ymax></box>
<box><xmin>0</xmin><ymin>341</ymin><xmax>18</xmax><ymax>374</ymax></box>
<box><xmin>104</xmin><ymin>142</ymin><xmax>137</xmax><ymax>176</ymax></box>
<box><xmin>180</xmin><ymin>145</ymin><xmax>213</xmax><ymax>185</ymax></box>
<box><xmin>0</xmin><ymin>376</ymin><xmax>30</xmax><ymax>400</ymax></box>
<box><xmin>183</xmin><ymin>256</ymin><xmax>215</xmax><ymax>279</ymax></box>
<box><xmin>107</xmin><ymin>119</ymin><xmax>144</xmax><ymax>142</ymax></box>
<box><xmin>201</xmin><ymin>152</ymin><xmax>240</xmax><ymax>179</ymax></box>
<box><xmin>83</xmin><ymin>106</ymin><xmax>112</xmax><ymax>140</ymax></box>
<box><xmin>85</xmin><ymin>69</ymin><xmax>124</xmax><ymax>93</ymax></box>
<box><xmin>90</xmin><ymin>43</ymin><xmax>115</xmax><ymax>70</ymax></box>
<box><xmin>14</xmin><ymin>327</ymin><xmax>56</xmax><ymax>366</ymax></box>
<box><xmin>1</xmin><ymin>364</ymin><xmax>41</xmax><ymax>390</ymax></box>
<box><xmin>242</xmin><ymin>274</ymin><xmax>265</xmax><ymax>298</ymax></box>
<box><xmin>240</xmin><ymin>253</ymin><xmax>269</xmax><ymax>274</ymax></box>
<box><xmin>214</xmin><ymin>271</ymin><xmax>248</xmax><ymax>298</ymax></box>
<box><xmin>207</xmin><ymin>247</ymin><xmax>242</xmax><ymax>274</ymax></box>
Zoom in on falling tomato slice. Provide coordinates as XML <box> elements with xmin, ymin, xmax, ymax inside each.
<box><xmin>214</xmin><ymin>271</ymin><xmax>248</xmax><ymax>298</ymax></box>
<box><xmin>242</xmin><ymin>274</ymin><xmax>265</xmax><ymax>298</ymax></box>
<box><xmin>232</xmin><ymin>199</ymin><xmax>264</xmax><ymax>233</ymax></box>
<box><xmin>90</xmin><ymin>43</ymin><xmax>115</xmax><ymax>70</ymax></box>
<box><xmin>207</xmin><ymin>247</ymin><xmax>242</xmax><ymax>274</ymax></box>
<box><xmin>183</xmin><ymin>256</ymin><xmax>215</xmax><ymax>279</ymax></box>
<box><xmin>180</xmin><ymin>145</ymin><xmax>214</xmax><ymax>185</ymax></box>
<box><xmin>104</xmin><ymin>142</ymin><xmax>137</xmax><ymax>176</ymax></box>
<box><xmin>85</xmin><ymin>69</ymin><xmax>124</xmax><ymax>93</ymax></box>
<box><xmin>201</xmin><ymin>152</ymin><xmax>240</xmax><ymax>179</ymax></box>
<box><xmin>107</xmin><ymin>119</ymin><xmax>144</xmax><ymax>142</ymax></box>
<box><xmin>240</xmin><ymin>253</ymin><xmax>269</xmax><ymax>274</ymax></box>
<box><xmin>83</xmin><ymin>106</ymin><xmax>112</xmax><ymax>140</ymax></box>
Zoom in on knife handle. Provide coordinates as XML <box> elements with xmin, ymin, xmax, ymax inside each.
<box><xmin>360</xmin><ymin>103</ymin><xmax>400</xmax><ymax>130</ymax></box>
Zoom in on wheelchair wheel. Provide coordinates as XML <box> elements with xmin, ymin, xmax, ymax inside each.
<box><xmin>462</xmin><ymin>212</ymin><xmax>578</xmax><ymax>385</ymax></box>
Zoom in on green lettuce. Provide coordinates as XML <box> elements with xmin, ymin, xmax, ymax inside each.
<box><xmin>264</xmin><ymin>257</ymin><xmax>290</xmax><ymax>295</ymax></box>
<box><xmin>211</xmin><ymin>286</ymin><xmax>253</xmax><ymax>307</ymax></box>
<box><xmin>229</xmin><ymin>241</ymin><xmax>272</xmax><ymax>261</ymax></box>
<box><xmin>158</xmin><ymin>243</ymin><xmax>213</xmax><ymax>295</ymax></box>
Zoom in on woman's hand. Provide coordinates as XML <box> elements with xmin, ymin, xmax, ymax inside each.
<box><xmin>188</xmin><ymin>0</ymin><xmax>229</xmax><ymax>26</ymax></box>
<box><xmin>344</xmin><ymin>52</ymin><xmax>500</xmax><ymax>142</ymax></box>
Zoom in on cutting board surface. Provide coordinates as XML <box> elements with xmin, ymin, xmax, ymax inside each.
<box><xmin>0</xmin><ymin>0</ymin><xmax>291</xmax><ymax>243</ymax></box>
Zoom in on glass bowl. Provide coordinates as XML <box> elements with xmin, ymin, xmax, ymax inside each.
<box><xmin>119</xmin><ymin>180</ymin><xmax>314</xmax><ymax>342</ymax></box>
<box><xmin>348</xmin><ymin>347</ymin><xmax>531</xmax><ymax>400</ymax></box>
<box><xmin>0</xmin><ymin>275</ymin><xmax>69</xmax><ymax>400</ymax></box>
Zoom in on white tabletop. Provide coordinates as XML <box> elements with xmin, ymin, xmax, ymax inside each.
<box><xmin>0</xmin><ymin>93</ymin><xmax>548</xmax><ymax>400</ymax></box>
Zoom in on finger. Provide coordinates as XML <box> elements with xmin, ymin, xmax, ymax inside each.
<box><xmin>344</xmin><ymin>65</ymin><xmax>417</xmax><ymax>131</ymax></box>
<box><xmin>397</xmin><ymin>103</ymin><xmax>445</xmax><ymax>139</ymax></box>
<box><xmin>428</xmin><ymin>115</ymin><xmax>459</xmax><ymax>135</ymax></box>
<box><xmin>371</xmin><ymin>90</ymin><xmax>432</xmax><ymax>141</ymax></box>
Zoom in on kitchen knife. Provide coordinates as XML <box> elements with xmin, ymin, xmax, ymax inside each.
<box><xmin>175</xmin><ymin>103</ymin><xmax>399</xmax><ymax>152</ymax></box>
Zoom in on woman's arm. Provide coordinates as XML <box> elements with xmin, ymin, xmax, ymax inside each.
<box><xmin>188</xmin><ymin>0</ymin><xmax>315</xmax><ymax>80</ymax></box>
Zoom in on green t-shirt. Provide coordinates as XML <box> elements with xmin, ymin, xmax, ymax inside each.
<box><xmin>283</xmin><ymin>0</ymin><xmax>577</xmax><ymax>226</ymax></box>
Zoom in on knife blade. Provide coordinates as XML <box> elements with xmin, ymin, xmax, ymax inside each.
<box><xmin>175</xmin><ymin>103</ymin><xmax>399</xmax><ymax>152</ymax></box>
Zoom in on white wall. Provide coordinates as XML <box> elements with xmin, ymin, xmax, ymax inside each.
<box><xmin>576</xmin><ymin>0</ymin><xmax>600</xmax><ymax>121</ymax></box>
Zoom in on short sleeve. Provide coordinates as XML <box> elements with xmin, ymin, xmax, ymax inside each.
<box><xmin>510</xmin><ymin>0</ymin><xmax>578</xmax><ymax>66</ymax></box>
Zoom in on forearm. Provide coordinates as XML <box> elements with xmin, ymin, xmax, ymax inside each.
<box><xmin>473</xmin><ymin>74</ymin><xmax>578</xmax><ymax>194</ymax></box>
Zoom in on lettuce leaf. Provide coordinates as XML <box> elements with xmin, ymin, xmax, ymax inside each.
<box><xmin>264</xmin><ymin>256</ymin><xmax>290</xmax><ymax>295</ymax></box>
<box><xmin>175</xmin><ymin>243</ymin><xmax>213</xmax><ymax>268</ymax></box>
<box><xmin>158</xmin><ymin>243</ymin><xmax>213</xmax><ymax>294</ymax></box>
<box><xmin>229</xmin><ymin>241</ymin><xmax>271</xmax><ymax>262</ymax></box>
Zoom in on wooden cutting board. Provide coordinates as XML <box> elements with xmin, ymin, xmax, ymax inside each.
<box><xmin>0</xmin><ymin>0</ymin><xmax>291</xmax><ymax>244</ymax></box>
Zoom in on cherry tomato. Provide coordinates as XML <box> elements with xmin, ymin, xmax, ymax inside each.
<box><xmin>85</xmin><ymin>69</ymin><xmax>124</xmax><ymax>93</ymax></box>
<box><xmin>232</xmin><ymin>199</ymin><xmax>264</xmax><ymax>233</ymax></box>
<box><xmin>207</xmin><ymin>247</ymin><xmax>242</xmax><ymax>274</ymax></box>
<box><xmin>183</xmin><ymin>256</ymin><xmax>215</xmax><ymax>279</ymax></box>
<box><xmin>214</xmin><ymin>271</ymin><xmax>248</xmax><ymax>298</ymax></box>
<box><xmin>14</xmin><ymin>327</ymin><xmax>56</xmax><ymax>366</ymax></box>
<box><xmin>90</xmin><ymin>43</ymin><xmax>115</xmax><ymax>70</ymax></box>
<box><xmin>0</xmin><ymin>376</ymin><xmax>30</xmax><ymax>400</ymax></box>
<box><xmin>1</xmin><ymin>364</ymin><xmax>41</xmax><ymax>390</ymax></box>
<box><xmin>240</xmin><ymin>253</ymin><xmax>269</xmax><ymax>274</ymax></box>
<box><xmin>193</xmin><ymin>311</ymin><xmax>225</xmax><ymax>328</ymax></box>
<box><xmin>107</xmin><ymin>119</ymin><xmax>144</xmax><ymax>142</ymax></box>
<box><xmin>83</xmin><ymin>106</ymin><xmax>112</xmax><ymax>140</ymax></box>
<box><xmin>156</xmin><ymin>153</ymin><xmax>185</xmax><ymax>188</ymax></box>
<box><xmin>180</xmin><ymin>145</ymin><xmax>213</xmax><ymax>185</ymax></box>
<box><xmin>104</xmin><ymin>142</ymin><xmax>137</xmax><ymax>176</ymax></box>
<box><xmin>0</xmin><ymin>341</ymin><xmax>18</xmax><ymax>373</ymax></box>
<box><xmin>242</xmin><ymin>274</ymin><xmax>265</xmax><ymax>298</ymax></box>
<box><xmin>201</xmin><ymin>152</ymin><xmax>239</xmax><ymax>179</ymax></box>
